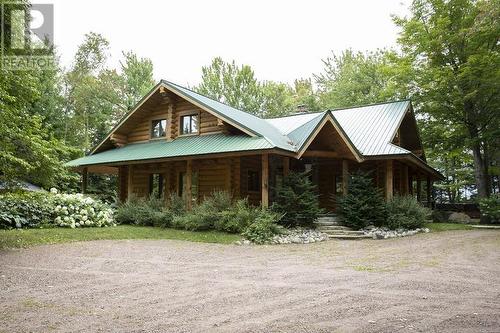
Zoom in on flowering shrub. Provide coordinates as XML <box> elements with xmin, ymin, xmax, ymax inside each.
<box><xmin>51</xmin><ymin>189</ymin><xmax>115</xmax><ymax>228</ymax></box>
<box><xmin>0</xmin><ymin>188</ymin><xmax>115</xmax><ymax>229</ymax></box>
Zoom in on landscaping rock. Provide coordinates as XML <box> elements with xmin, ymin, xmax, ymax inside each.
<box><xmin>238</xmin><ymin>228</ymin><xmax>328</xmax><ymax>245</ymax></box>
<box><xmin>448</xmin><ymin>212</ymin><xmax>472</xmax><ymax>224</ymax></box>
<box><xmin>363</xmin><ymin>226</ymin><xmax>430</xmax><ymax>239</ymax></box>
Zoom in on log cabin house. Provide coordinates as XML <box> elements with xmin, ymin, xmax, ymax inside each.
<box><xmin>66</xmin><ymin>80</ymin><xmax>443</xmax><ymax>210</ymax></box>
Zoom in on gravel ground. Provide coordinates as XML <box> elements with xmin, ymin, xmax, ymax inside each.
<box><xmin>1</xmin><ymin>230</ymin><xmax>499</xmax><ymax>333</ymax></box>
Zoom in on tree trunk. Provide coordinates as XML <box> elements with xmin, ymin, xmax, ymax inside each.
<box><xmin>469</xmin><ymin>129</ymin><xmax>489</xmax><ymax>199</ymax></box>
<box><xmin>467</xmin><ymin>123</ymin><xmax>490</xmax><ymax>224</ymax></box>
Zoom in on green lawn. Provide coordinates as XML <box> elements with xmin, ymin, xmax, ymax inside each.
<box><xmin>0</xmin><ymin>225</ymin><xmax>241</xmax><ymax>250</ymax></box>
<box><xmin>424</xmin><ymin>222</ymin><xmax>475</xmax><ymax>232</ymax></box>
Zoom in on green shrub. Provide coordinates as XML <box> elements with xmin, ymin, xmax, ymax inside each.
<box><xmin>0</xmin><ymin>191</ymin><xmax>53</xmax><ymax>229</ymax></box>
<box><xmin>166</xmin><ymin>192</ymin><xmax>185</xmax><ymax>216</ymax></box>
<box><xmin>242</xmin><ymin>209</ymin><xmax>284</xmax><ymax>244</ymax></box>
<box><xmin>385</xmin><ymin>196</ymin><xmax>430</xmax><ymax>229</ymax></box>
<box><xmin>115</xmin><ymin>195</ymin><xmax>173</xmax><ymax>227</ymax></box>
<box><xmin>172</xmin><ymin>212</ymin><xmax>213</xmax><ymax>231</ymax></box>
<box><xmin>215</xmin><ymin>198</ymin><xmax>258</xmax><ymax>233</ymax></box>
<box><xmin>479</xmin><ymin>194</ymin><xmax>500</xmax><ymax>224</ymax></box>
<box><xmin>171</xmin><ymin>191</ymin><xmax>232</xmax><ymax>231</ymax></box>
<box><xmin>272</xmin><ymin>171</ymin><xmax>323</xmax><ymax>227</ymax></box>
<box><xmin>0</xmin><ymin>189</ymin><xmax>115</xmax><ymax>229</ymax></box>
<box><xmin>338</xmin><ymin>171</ymin><xmax>387</xmax><ymax>230</ymax></box>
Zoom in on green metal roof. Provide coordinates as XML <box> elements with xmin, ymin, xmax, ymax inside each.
<box><xmin>162</xmin><ymin>80</ymin><xmax>295</xmax><ymax>151</ymax></box>
<box><xmin>66</xmin><ymin>134</ymin><xmax>272</xmax><ymax>167</ymax></box>
<box><xmin>66</xmin><ymin>81</ymin><xmax>441</xmax><ymax>179</ymax></box>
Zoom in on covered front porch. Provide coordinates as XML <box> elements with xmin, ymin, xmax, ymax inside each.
<box><xmin>78</xmin><ymin>152</ymin><xmax>438</xmax><ymax>211</ymax></box>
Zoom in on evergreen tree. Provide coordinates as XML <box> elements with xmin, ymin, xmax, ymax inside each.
<box><xmin>338</xmin><ymin>171</ymin><xmax>387</xmax><ymax>230</ymax></box>
<box><xmin>272</xmin><ymin>171</ymin><xmax>323</xmax><ymax>227</ymax></box>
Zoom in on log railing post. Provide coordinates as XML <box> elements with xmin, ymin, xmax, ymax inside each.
<box><xmin>81</xmin><ymin>167</ymin><xmax>88</xmax><ymax>194</ymax></box>
<box><xmin>342</xmin><ymin>159</ymin><xmax>349</xmax><ymax>195</ymax></box>
<box><xmin>283</xmin><ymin>156</ymin><xmax>290</xmax><ymax>178</ymax></box>
<box><xmin>186</xmin><ymin>159</ymin><xmax>192</xmax><ymax>210</ymax></box>
<box><xmin>127</xmin><ymin>165</ymin><xmax>133</xmax><ymax>199</ymax></box>
<box><xmin>261</xmin><ymin>154</ymin><xmax>269</xmax><ymax>208</ymax></box>
<box><xmin>385</xmin><ymin>160</ymin><xmax>393</xmax><ymax>201</ymax></box>
<box><xmin>417</xmin><ymin>176</ymin><xmax>422</xmax><ymax>202</ymax></box>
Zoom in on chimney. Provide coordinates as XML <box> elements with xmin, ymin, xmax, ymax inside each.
<box><xmin>295</xmin><ymin>104</ymin><xmax>308</xmax><ymax>114</ymax></box>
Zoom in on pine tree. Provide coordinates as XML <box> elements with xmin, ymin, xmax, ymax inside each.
<box><xmin>272</xmin><ymin>171</ymin><xmax>323</xmax><ymax>227</ymax></box>
<box><xmin>338</xmin><ymin>171</ymin><xmax>387</xmax><ymax>230</ymax></box>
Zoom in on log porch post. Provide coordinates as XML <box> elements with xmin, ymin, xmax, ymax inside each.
<box><xmin>81</xmin><ymin>167</ymin><xmax>88</xmax><ymax>194</ymax></box>
<box><xmin>342</xmin><ymin>159</ymin><xmax>349</xmax><ymax>195</ymax></box>
<box><xmin>416</xmin><ymin>176</ymin><xmax>422</xmax><ymax>202</ymax></box>
<box><xmin>385</xmin><ymin>160</ymin><xmax>393</xmax><ymax>201</ymax></box>
<box><xmin>186</xmin><ymin>159</ymin><xmax>193</xmax><ymax>210</ymax></box>
<box><xmin>426</xmin><ymin>176</ymin><xmax>432</xmax><ymax>208</ymax></box>
<box><xmin>261</xmin><ymin>153</ymin><xmax>269</xmax><ymax>208</ymax></box>
<box><xmin>127</xmin><ymin>165</ymin><xmax>133</xmax><ymax>199</ymax></box>
<box><xmin>283</xmin><ymin>156</ymin><xmax>290</xmax><ymax>177</ymax></box>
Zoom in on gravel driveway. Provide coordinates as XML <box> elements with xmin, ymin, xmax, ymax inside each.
<box><xmin>1</xmin><ymin>230</ymin><xmax>499</xmax><ymax>332</ymax></box>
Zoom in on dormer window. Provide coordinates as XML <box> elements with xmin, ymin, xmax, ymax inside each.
<box><xmin>151</xmin><ymin>119</ymin><xmax>167</xmax><ymax>139</ymax></box>
<box><xmin>180</xmin><ymin>114</ymin><xmax>198</xmax><ymax>135</ymax></box>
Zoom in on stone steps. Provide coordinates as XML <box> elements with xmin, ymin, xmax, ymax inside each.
<box><xmin>326</xmin><ymin>234</ymin><xmax>372</xmax><ymax>240</ymax></box>
<box><xmin>314</xmin><ymin>214</ymin><xmax>371</xmax><ymax>240</ymax></box>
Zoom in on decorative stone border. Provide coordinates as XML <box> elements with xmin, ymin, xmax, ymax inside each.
<box><xmin>362</xmin><ymin>226</ymin><xmax>430</xmax><ymax>239</ymax></box>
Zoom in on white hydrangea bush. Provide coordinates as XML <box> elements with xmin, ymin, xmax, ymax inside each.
<box><xmin>50</xmin><ymin>188</ymin><xmax>115</xmax><ymax>228</ymax></box>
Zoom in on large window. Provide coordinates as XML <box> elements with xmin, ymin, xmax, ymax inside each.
<box><xmin>247</xmin><ymin>170</ymin><xmax>260</xmax><ymax>192</ymax></box>
<box><xmin>180</xmin><ymin>114</ymin><xmax>198</xmax><ymax>135</ymax></box>
<box><xmin>149</xmin><ymin>173</ymin><xmax>164</xmax><ymax>198</ymax></box>
<box><xmin>151</xmin><ymin>119</ymin><xmax>167</xmax><ymax>139</ymax></box>
<box><xmin>178</xmin><ymin>171</ymin><xmax>199</xmax><ymax>200</ymax></box>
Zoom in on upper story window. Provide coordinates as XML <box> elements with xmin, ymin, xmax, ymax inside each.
<box><xmin>151</xmin><ymin>119</ymin><xmax>167</xmax><ymax>139</ymax></box>
<box><xmin>180</xmin><ymin>114</ymin><xmax>198</xmax><ymax>135</ymax></box>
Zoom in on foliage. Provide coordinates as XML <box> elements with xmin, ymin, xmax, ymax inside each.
<box><xmin>51</xmin><ymin>189</ymin><xmax>114</xmax><ymax>228</ymax></box>
<box><xmin>421</xmin><ymin>120</ymin><xmax>475</xmax><ymax>203</ymax></box>
<box><xmin>196</xmin><ymin>57</ymin><xmax>263</xmax><ymax>115</ymax></box>
<box><xmin>241</xmin><ymin>209</ymin><xmax>284</xmax><ymax>244</ymax></box>
<box><xmin>314</xmin><ymin>49</ymin><xmax>408</xmax><ymax>109</ymax></box>
<box><xmin>119</xmin><ymin>51</ymin><xmax>155</xmax><ymax>110</ymax></box>
<box><xmin>196</xmin><ymin>57</ymin><xmax>320</xmax><ymax>117</ymax></box>
<box><xmin>272</xmin><ymin>171</ymin><xmax>323</xmax><ymax>227</ymax></box>
<box><xmin>385</xmin><ymin>196</ymin><xmax>431</xmax><ymax>230</ymax></box>
<box><xmin>215</xmin><ymin>198</ymin><xmax>259</xmax><ymax>233</ymax></box>
<box><xmin>394</xmin><ymin>0</ymin><xmax>500</xmax><ymax>199</ymax></box>
<box><xmin>0</xmin><ymin>225</ymin><xmax>241</xmax><ymax>250</ymax></box>
<box><xmin>479</xmin><ymin>194</ymin><xmax>500</xmax><ymax>224</ymax></box>
<box><xmin>0</xmin><ymin>192</ymin><xmax>53</xmax><ymax>229</ymax></box>
<box><xmin>115</xmin><ymin>195</ymin><xmax>174</xmax><ymax>227</ymax></box>
<box><xmin>338</xmin><ymin>171</ymin><xmax>387</xmax><ymax>230</ymax></box>
<box><xmin>0</xmin><ymin>189</ymin><xmax>114</xmax><ymax>229</ymax></box>
<box><xmin>171</xmin><ymin>191</ymin><xmax>232</xmax><ymax>231</ymax></box>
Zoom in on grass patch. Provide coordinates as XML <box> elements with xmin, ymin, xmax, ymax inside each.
<box><xmin>0</xmin><ymin>225</ymin><xmax>241</xmax><ymax>250</ymax></box>
<box><xmin>424</xmin><ymin>223</ymin><xmax>475</xmax><ymax>232</ymax></box>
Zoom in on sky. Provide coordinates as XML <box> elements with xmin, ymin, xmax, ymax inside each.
<box><xmin>34</xmin><ymin>0</ymin><xmax>410</xmax><ymax>86</ymax></box>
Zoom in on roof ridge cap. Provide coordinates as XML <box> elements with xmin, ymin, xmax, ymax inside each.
<box><xmin>161</xmin><ymin>79</ymin><xmax>264</xmax><ymax>120</ymax></box>
<box><xmin>328</xmin><ymin>99</ymin><xmax>411</xmax><ymax>112</ymax></box>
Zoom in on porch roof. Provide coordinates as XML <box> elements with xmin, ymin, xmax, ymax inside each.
<box><xmin>66</xmin><ymin>134</ymin><xmax>272</xmax><ymax>167</ymax></box>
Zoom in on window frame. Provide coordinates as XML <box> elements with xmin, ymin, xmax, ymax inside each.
<box><xmin>179</xmin><ymin>113</ymin><xmax>199</xmax><ymax>136</ymax></box>
<box><xmin>247</xmin><ymin>170</ymin><xmax>260</xmax><ymax>193</ymax></box>
<box><xmin>149</xmin><ymin>173</ymin><xmax>164</xmax><ymax>198</ymax></box>
<box><xmin>150</xmin><ymin>118</ymin><xmax>167</xmax><ymax>140</ymax></box>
